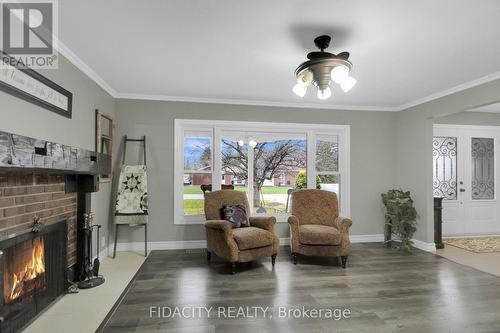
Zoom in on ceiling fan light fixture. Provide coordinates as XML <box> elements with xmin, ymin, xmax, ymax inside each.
<box><xmin>340</xmin><ymin>76</ymin><xmax>357</xmax><ymax>92</ymax></box>
<box><xmin>292</xmin><ymin>83</ymin><xmax>307</xmax><ymax>97</ymax></box>
<box><xmin>293</xmin><ymin>35</ymin><xmax>355</xmax><ymax>100</ymax></box>
<box><xmin>330</xmin><ymin>65</ymin><xmax>349</xmax><ymax>84</ymax></box>
<box><xmin>317</xmin><ymin>86</ymin><xmax>332</xmax><ymax>100</ymax></box>
<box><xmin>249</xmin><ymin>139</ymin><xmax>257</xmax><ymax>148</ymax></box>
<box><xmin>238</xmin><ymin>140</ymin><xmax>245</xmax><ymax>147</ymax></box>
<box><xmin>297</xmin><ymin>69</ymin><xmax>313</xmax><ymax>87</ymax></box>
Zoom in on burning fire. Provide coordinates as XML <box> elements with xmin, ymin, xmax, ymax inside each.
<box><xmin>7</xmin><ymin>238</ymin><xmax>46</xmax><ymax>303</ymax></box>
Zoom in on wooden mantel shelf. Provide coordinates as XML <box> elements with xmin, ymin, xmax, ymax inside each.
<box><xmin>0</xmin><ymin>131</ymin><xmax>111</xmax><ymax>176</ymax></box>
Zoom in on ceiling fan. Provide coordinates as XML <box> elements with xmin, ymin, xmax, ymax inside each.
<box><xmin>293</xmin><ymin>35</ymin><xmax>356</xmax><ymax>100</ymax></box>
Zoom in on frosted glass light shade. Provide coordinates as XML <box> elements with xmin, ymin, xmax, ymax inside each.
<box><xmin>238</xmin><ymin>140</ymin><xmax>245</xmax><ymax>146</ymax></box>
<box><xmin>297</xmin><ymin>69</ymin><xmax>313</xmax><ymax>87</ymax></box>
<box><xmin>330</xmin><ymin>65</ymin><xmax>349</xmax><ymax>84</ymax></box>
<box><xmin>249</xmin><ymin>140</ymin><xmax>257</xmax><ymax>148</ymax></box>
<box><xmin>292</xmin><ymin>83</ymin><xmax>307</xmax><ymax>97</ymax></box>
<box><xmin>317</xmin><ymin>87</ymin><xmax>332</xmax><ymax>100</ymax></box>
<box><xmin>340</xmin><ymin>76</ymin><xmax>357</xmax><ymax>92</ymax></box>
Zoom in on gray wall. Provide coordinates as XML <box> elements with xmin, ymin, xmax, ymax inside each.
<box><xmin>435</xmin><ymin>111</ymin><xmax>500</xmax><ymax>126</ymax></box>
<box><xmin>0</xmin><ymin>55</ymin><xmax>116</xmax><ymax>255</ymax></box>
<box><xmin>114</xmin><ymin>99</ymin><xmax>398</xmax><ymax>243</ymax></box>
<box><xmin>2</xmin><ymin>52</ymin><xmax>499</xmax><ymax>250</ymax></box>
<box><xmin>396</xmin><ymin>80</ymin><xmax>500</xmax><ymax>243</ymax></box>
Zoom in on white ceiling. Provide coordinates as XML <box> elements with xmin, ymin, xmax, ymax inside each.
<box><xmin>58</xmin><ymin>0</ymin><xmax>500</xmax><ymax>111</ymax></box>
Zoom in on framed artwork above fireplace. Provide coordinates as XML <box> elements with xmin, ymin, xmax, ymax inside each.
<box><xmin>0</xmin><ymin>52</ymin><xmax>73</xmax><ymax>119</ymax></box>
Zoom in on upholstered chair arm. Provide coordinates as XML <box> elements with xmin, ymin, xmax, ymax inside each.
<box><xmin>250</xmin><ymin>216</ymin><xmax>279</xmax><ymax>255</ymax></box>
<box><xmin>205</xmin><ymin>220</ymin><xmax>233</xmax><ymax>233</ymax></box>
<box><xmin>288</xmin><ymin>215</ymin><xmax>301</xmax><ymax>253</ymax></box>
<box><xmin>333</xmin><ymin>216</ymin><xmax>352</xmax><ymax>233</ymax></box>
<box><xmin>249</xmin><ymin>216</ymin><xmax>276</xmax><ymax>232</ymax></box>
<box><xmin>205</xmin><ymin>220</ymin><xmax>239</xmax><ymax>262</ymax></box>
<box><xmin>334</xmin><ymin>216</ymin><xmax>352</xmax><ymax>256</ymax></box>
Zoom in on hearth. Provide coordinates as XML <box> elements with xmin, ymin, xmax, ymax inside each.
<box><xmin>0</xmin><ymin>219</ymin><xmax>67</xmax><ymax>333</ymax></box>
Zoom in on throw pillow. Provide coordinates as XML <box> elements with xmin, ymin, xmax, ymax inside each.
<box><xmin>222</xmin><ymin>204</ymin><xmax>250</xmax><ymax>228</ymax></box>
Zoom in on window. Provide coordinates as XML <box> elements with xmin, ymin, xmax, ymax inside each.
<box><xmin>221</xmin><ymin>138</ymin><xmax>249</xmax><ymax>188</ymax></box>
<box><xmin>316</xmin><ymin>135</ymin><xmax>340</xmax><ymax>198</ymax></box>
<box><xmin>471</xmin><ymin>137</ymin><xmax>495</xmax><ymax>200</ymax></box>
<box><xmin>174</xmin><ymin>120</ymin><xmax>350</xmax><ymax>224</ymax></box>
<box><xmin>433</xmin><ymin>136</ymin><xmax>458</xmax><ymax>200</ymax></box>
<box><xmin>182</xmin><ymin>132</ymin><xmax>212</xmax><ymax>217</ymax></box>
<box><xmin>251</xmin><ymin>136</ymin><xmax>306</xmax><ymax>214</ymax></box>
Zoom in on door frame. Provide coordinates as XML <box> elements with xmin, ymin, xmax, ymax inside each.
<box><xmin>434</xmin><ymin>124</ymin><xmax>500</xmax><ymax>236</ymax></box>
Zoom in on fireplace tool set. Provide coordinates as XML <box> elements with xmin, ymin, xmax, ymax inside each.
<box><xmin>78</xmin><ymin>212</ymin><xmax>105</xmax><ymax>289</ymax></box>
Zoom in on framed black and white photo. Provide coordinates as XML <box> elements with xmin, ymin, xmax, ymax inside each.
<box><xmin>0</xmin><ymin>52</ymin><xmax>73</xmax><ymax>118</ymax></box>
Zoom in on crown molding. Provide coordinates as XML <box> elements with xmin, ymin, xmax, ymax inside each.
<box><xmin>56</xmin><ymin>39</ymin><xmax>118</xmax><ymax>98</ymax></box>
<box><xmin>114</xmin><ymin>93</ymin><xmax>400</xmax><ymax>112</ymax></box>
<box><xmin>398</xmin><ymin>69</ymin><xmax>500</xmax><ymax>111</ymax></box>
<box><xmin>54</xmin><ymin>39</ymin><xmax>500</xmax><ymax>113</ymax></box>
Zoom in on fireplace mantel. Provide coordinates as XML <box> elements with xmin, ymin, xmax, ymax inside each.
<box><xmin>0</xmin><ymin>131</ymin><xmax>111</xmax><ymax>176</ymax></box>
<box><xmin>0</xmin><ymin>130</ymin><xmax>112</xmax><ymax>285</ymax></box>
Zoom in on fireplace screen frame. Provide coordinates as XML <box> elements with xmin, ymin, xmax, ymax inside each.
<box><xmin>0</xmin><ymin>219</ymin><xmax>67</xmax><ymax>333</ymax></box>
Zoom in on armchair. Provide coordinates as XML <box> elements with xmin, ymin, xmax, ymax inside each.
<box><xmin>288</xmin><ymin>189</ymin><xmax>352</xmax><ymax>268</ymax></box>
<box><xmin>204</xmin><ymin>190</ymin><xmax>280</xmax><ymax>274</ymax></box>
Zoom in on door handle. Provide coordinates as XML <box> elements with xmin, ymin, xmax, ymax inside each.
<box><xmin>460</xmin><ymin>189</ymin><xmax>466</xmax><ymax>192</ymax></box>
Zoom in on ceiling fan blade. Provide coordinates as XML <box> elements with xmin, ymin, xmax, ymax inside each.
<box><xmin>337</xmin><ymin>52</ymin><xmax>350</xmax><ymax>60</ymax></box>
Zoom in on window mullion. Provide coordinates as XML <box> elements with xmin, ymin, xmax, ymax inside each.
<box><xmin>307</xmin><ymin>130</ymin><xmax>316</xmax><ymax>189</ymax></box>
<box><xmin>247</xmin><ymin>144</ymin><xmax>255</xmax><ymax>212</ymax></box>
<box><xmin>213</xmin><ymin>128</ymin><xmax>221</xmax><ymax>191</ymax></box>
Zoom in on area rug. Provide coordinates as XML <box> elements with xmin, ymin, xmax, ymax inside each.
<box><xmin>444</xmin><ymin>237</ymin><xmax>500</xmax><ymax>253</ymax></box>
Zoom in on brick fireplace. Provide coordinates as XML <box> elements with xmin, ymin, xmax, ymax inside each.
<box><xmin>0</xmin><ymin>173</ymin><xmax>77</xmax><ymax>266</ymax></box>
<box><xmin>0</xmin><ymin>130</ymin><xmax>111</xmax><ymax>332</ymax></box>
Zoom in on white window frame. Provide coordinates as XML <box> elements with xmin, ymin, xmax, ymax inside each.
<box><xmin>174</xmin><ymin>119</ymin><xmax>350</xmax><ymax>224</ymax></box>
<box><xmin>314</xmin><ymin>134</ymin><xmax>342</xmax><ymax>202</ymax></box>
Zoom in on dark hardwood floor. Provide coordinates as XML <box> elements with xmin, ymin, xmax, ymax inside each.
<box><xmin>99</xmin><ymin>244</ymin><xmax>500</xmax><ymax>333</ymax></box>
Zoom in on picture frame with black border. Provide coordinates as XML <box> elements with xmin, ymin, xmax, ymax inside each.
<box><xmin>0</xmin><ymin>51</ymin><xmax>73</xmax><ymax>118</ymax></box>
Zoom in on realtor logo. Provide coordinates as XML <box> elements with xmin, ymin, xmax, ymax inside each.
<box><xmin>0</xmin><ymin>0</ymin><xmax>58</xmax><ymax>68</ymax></box>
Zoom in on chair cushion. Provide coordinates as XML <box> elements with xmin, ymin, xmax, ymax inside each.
<box><xmin>299</xmin><ymin>225</ymin><xmax>340</xmax><ymax>245</ymax></box>
<box><xmin>232</xmin><ymin>227</ymin><xmax>274</xmax><ymax>250</ymax></box>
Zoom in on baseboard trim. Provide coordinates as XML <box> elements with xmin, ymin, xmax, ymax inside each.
<box><xmin>411</xmin><ymin>239</ymin><xmax>436</xmax><ymax>253</ymax></box>
<box><xmin>111</xmin><ymin>234</ymin><xmax>386</xmax><ymax>253</ymax></box>
<box><xmin>111</xmin><ymin>240</ymin><xmax>207</xmax><ymax>252</ymax></box>
<box><xmin>94</xmin><ymin>246</ymin><xmax>110</xmax><ymax>260</ymax></box>
<box><xmin>350</xmin><ymin>234</ymin><xmax>385</xmax><ymax>243</ymax></box>
<box><xmin>279</xmin><ymin>238</ymin><xmax>290</xmax><ymax>246</ymax></box>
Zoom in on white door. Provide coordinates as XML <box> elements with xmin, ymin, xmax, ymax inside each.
<box><xmin>433</xmin><ymin>125</ymin><xmax>500</xmax><ymax>236</ymax></box>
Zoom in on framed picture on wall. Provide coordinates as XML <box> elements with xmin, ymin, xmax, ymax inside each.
<box><xmin>0</xmin><ymin>51</ymin><xmax>73</xmax><ymax>118</ymax></box>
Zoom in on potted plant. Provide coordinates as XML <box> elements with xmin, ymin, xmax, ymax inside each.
<box><xmin>381</xmin><ymin>189</ymin><xmax>417</xmax><ymax>251</ymax></box>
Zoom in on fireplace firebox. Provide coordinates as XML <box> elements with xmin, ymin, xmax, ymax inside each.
<box><xmin>0</xmin><ymin>219</ymin><xmax>67</xmax><ymax>333</ymax></box>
